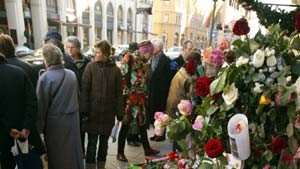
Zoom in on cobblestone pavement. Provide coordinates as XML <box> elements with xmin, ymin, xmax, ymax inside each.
<box><xmin>84</xmin><ymin>127</ymin><xmax>172</xmax><ymax>169</ymax></box>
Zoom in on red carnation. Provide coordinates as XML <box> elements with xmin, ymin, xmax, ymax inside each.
<box><xmin>195</xmin><ymin>76</ymin><xmax>211</xmax><ymax>97</ymax></box>
<box><xmin>204</xmin><ymin>138</ymin><xmax>224</xmax><ymax>158</ymax></box>
<box><xmin>281</xmin><ymin>155</ymin><xmax>293</xmax><ymax>166</ymax></box>
<box><xmin>295</xmin><ymin>11</ymin><xmax>300</xmax><ymax>32</ymax></box>
<box><xmin>232</xmin><ymin>18</ymin><xmax>250</xmax><ymax>36</ymax></box>
<box><xmin>185</xmin><ymin>60</ymin><xmax>198</xmax><ymax>76</ymax></box>
<box><xmin>168</xmin><ymin>152</ymin><xmax>178</xmax><ymax>160</ymax></box>
<box><xmin>270</xmin><ymin>136</ymin><xmax>287</xmax><ymax>154</ymax></box>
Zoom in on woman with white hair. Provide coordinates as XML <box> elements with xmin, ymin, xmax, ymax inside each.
<box><xmin>36</xmin><ymin>44</ymin><xmax>84</xmax><ymax>169</ymax></box>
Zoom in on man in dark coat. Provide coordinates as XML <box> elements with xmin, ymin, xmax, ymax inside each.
<box><xmin>173</xmin><ymin>40</ymin><xmax>193</xmax><ymax>68</ymax></box>
<box><xmin>0</xmin><ymin>35</ymin><xmax>38</xmax><ymax>87</ymax></box>
<box><xmin>0</xmin><ymin>52</ymin><xmax>44</xmax><ymax>169</ymax></box>
<box><xmin>147</xmin><ymin>38</ymin><xmax>174</xmax><ymax>141</ymax></box>
<box><xmin>44</xmin><ymin>30</ymin><xmax>80</xmax><ymax>80</ymax></box>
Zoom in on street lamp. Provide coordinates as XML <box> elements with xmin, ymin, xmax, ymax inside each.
<box><xmin>24</xmin><ymin>5</ymin><xmax>32</xmax><ymax>49</ymax></box>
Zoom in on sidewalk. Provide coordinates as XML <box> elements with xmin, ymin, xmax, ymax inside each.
<box><xmin>85</xmin><ymin>128</ymin><xmax>172</xmax><ymax>169</ymax></box>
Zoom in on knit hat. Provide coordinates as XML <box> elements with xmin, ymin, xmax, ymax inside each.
<box><xmin>44</xmin><ymin>30</ymin><xmax>62</xmax><ymax>41</ymax></box>
<box><xmin>138</xmin><ymin>40</ymin><xmax>154</xmax><ymax>54</ymax></box>
<box><xmin>128</xmin><ymin>42</ymin><xmax>139</xmax><ymax>52</ymax></box>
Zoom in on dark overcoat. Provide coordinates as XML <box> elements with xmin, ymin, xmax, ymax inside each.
<box><xmin>0</xmin><ymin>57</ymin><xmax>44</xmax><ymax>156</ymax></box>
<box><xmin>147</xmin><ymin>53</ymin><xmax>174</xmax><ymax>124</ymax></box>
<box><xmin>80</xmin><ymin>60</ymin><xmax>123</xmax><ymax>135</ymax></box>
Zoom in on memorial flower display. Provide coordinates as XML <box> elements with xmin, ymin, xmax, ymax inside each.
<box><xmin>150</xmin><ymin>20</ymin><xmax>300</xmax><ymax>168</ymax></box>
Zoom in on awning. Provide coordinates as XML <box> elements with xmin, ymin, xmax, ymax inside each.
<box><xmin>79</xmin><ymin>23</ymin><xmax>92</xmax><ymax>28</ymax></box>
<box><xmin>47</xmin><ymin>18</ymin><xmax>64</xmax><ymax>24</ymax></box>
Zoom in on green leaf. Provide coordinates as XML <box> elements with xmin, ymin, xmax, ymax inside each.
<box><xmin>262</xmin><ymin>149</ymin><xmax>273</xmax><ymax>162</ymax></box>
<box><xmin>290</xmin><ymin>35</ymin><xmax>300</xmax><ymax>51</ymax></box>
<box><xmin>291</xmin><ymin>63</ymin><xmax>300</xmax><ymax>76</ymax></box>
<box><xmin>199</xmin><ymin>162</ymin><xmax>213</xmax><ymax>169</ymax></box>
<box><xmin>232</xmin><ymin>39</ymin><xmax>243</xmax><ymax>47</ymax></box>
<box><xmin>210</xmin><ymin>70</ymin><xmax>228</xmax><ymax>94</ymax></box>
<box><xmin>220</xmin><ymin>102</ymin><xmax>234</xmax><ymax>112</ymax></box>
<box><xmin>207</xmin><ymin>105</ymin><xmax>219</xmax><ymax>116</ymax></box>
<box><xmin>287</xmin><ymin>104</ymin><xmax>296</xmax><ymax>120</ymax></box>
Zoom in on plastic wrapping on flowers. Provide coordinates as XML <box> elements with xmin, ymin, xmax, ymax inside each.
<box><xmin>157</xmin><ymin>23</ymin><xmax>300</xmax><ymax>168</ymax></box>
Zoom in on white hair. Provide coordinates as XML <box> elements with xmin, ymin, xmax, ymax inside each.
<box><xmin>151</xmin><ymin>38</ymin><xmax>164</xmax><ymax>50</ymax></box>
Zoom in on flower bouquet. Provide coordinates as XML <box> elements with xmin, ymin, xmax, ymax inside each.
<box><xmin>155</xmin><ymin>17</ymin><xmax>300</xmax><ymax>168</ymax></box>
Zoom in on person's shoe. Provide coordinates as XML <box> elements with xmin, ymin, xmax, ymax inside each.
<box><xmin>127</xmin><ymin>141</ymin><xmax>140</xmax><ymax>147</ymax></box>
<box><xmin>149</xmin><ymin>135</ymin><xmax>157</xmax><ymax>141</ymax></box>
<box><xmin>117</xmin><ymin>153</ymin><xmax>128</xmax><ymax>162</ymax></box>
<box><xmin>144</xmin><ymin>148</ymin><xmax>160</xmax><ymax>156</ymax></box>
<box><xmin>154</xmin><ymin>135</ymin><xmax>166</xmax><ymax>142</ymax></box>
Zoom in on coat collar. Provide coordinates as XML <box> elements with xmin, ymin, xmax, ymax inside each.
<box><xmin>46</xmin><ymin>64</ymin><xmax>65</xmax><ymax>71</ymax></box>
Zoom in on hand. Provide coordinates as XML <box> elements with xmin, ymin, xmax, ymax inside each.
<box><xmin>10</xmin><ymin>129</ymin><xmax>21</xmax><ymax>139</ymax></box>
<box><xmin>117</xmin><ymin>115</ymin><xmax>123</xmax><ymax>121</ymax></box>
<box><xmin>20</xmin><ymin>129</ymin><xmax>31</xmax><ymax>138</ymax></box>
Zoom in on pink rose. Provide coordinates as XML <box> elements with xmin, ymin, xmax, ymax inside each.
<box><xmin>262</xmin><ymin>165</ymin><xmax>270</xmax><ymax>169</ymax></box>
<box><xmin>177</xmin><ymin>158</ymin><xmax>186</xmax><ymax>169</ymax></box>
<box><xmin>295</xmin><ymin>115</ymin><xmax>300</xmax><ymax>129</ymax></box>
<box><xmin>158</xmin><ymin>114</ymin><xmax>170</xmax><ymax>125</ymax></box>
<box><xmin>154</xmin><ymin>128</ymin><xmax>164</xmax><ymax>136</ymax></box>
<box><xmin>154</xmin><ymin>120</ymin><xmax>162</xmax><ymax>128</ymax></box>
<box><xmin>219</xmin><ymin>39</ymin><xmax>230</xmax><ymax>51</ymax></box>
<box><xmin>275</xmin><ymin>91</ymin><xmax>291</xmax><ymax>106</ymax></box>
<box><xmin>177</xmin><ymin>100</ymin><xmax>193</xmax><ymax>116</ymax></box>
<box><xmin>154</xmin><ymin>112</ymin><xmax>164</xmax><ymax>120</ymax></box>
<box><xmin>192</xmin><ymin>121</ymin><xmax>203</xmax><ymax>131</ymax></box>
<box><xmin>211</xmin><ymin>49</ymin><xmax>224</xmax><ymax>67</ymax></box>
<box><xmin>294</xmin><ymin>147</ymin><xmax>300</xmax><ymax>159</ymax></box>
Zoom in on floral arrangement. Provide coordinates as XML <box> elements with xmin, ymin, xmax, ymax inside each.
<box><xmin>152</xmin><ymin>17</ymin><xmax>300</xmax><ymax>169</ymax></box>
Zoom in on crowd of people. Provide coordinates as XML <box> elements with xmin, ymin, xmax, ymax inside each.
<box><xmin>0</xmin><ymin>29</ymin><xmax>200</xmax><ymax>169</ymax></box>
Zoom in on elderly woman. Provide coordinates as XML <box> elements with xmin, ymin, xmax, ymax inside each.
<box><xmin>36</xmin><ymin>44</ymin><xmax>83</xmax><ymax>169</ymax></box>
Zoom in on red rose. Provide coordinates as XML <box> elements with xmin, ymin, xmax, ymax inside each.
<box><xmin>296</xmin><ymin>11</ymin><xmax>300</xmax><ymax>32</ymax></box>
<box><xmin>168</xmin><ymin>152</ymin><xmax>178</xmax><ymax>160</ymax></box>
<box><xmin>281</xmin><ymin>155</ymin><xmax>293</xmax><ymax>166</ymax></box>
<box><xmin>204</xmin><ymin>138</ymin><xmax>224</xmax><ymax>158</ymax></box>
<box><xmin>232</xmin><ymin>18</ymin><xmax>250</xmax><ymax>36</ymax></box>
<box><xmin>195</xmin><ymin>76</ymin><xmax>211</xmax><ymax>97</ymax></box>
<box><xmin>185</xmin><ymin>60</ymin><xmax>198</xmax><ymax>76</ymax></box>
<box><xmin>270</xmin><ymin>136</ymin><xmax>287</xmax><ymax>154</ymax></box>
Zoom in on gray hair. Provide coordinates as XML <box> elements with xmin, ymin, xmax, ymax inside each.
<box><xmin>151</xmin><ymin>38</ymin><xmax>164</xmax><ymax>50</ymax></box>
<box><xmin>42</xmin><ymin>44</ymin><xmax>63</xmax><ymax>66</ymax></box>
<box><xmin>65</xmin><ymin>36</ymin><xmax>81</xmax><ymax>48</ymax></box>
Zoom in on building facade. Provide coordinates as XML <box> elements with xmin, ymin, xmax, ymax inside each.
<box><xmin>152</xmin><ymin>0</ymin><xmax>207</xmax><ymax>49</ymax></box>
<box><xmin>0</xmin><ymin>0</ymin><xmax>154</xmax><ymax>49</ymax></box>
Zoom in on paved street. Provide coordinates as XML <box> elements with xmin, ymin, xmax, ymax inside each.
<box><xmin>84</xmin><ymin>127</ymin><xmax>172</xmax><ymax>169</ymax></box>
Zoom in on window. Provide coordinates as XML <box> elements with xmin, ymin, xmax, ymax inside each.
<box><xmin>163</xmin><ymin>14</ymin><xmax>169</xmax><ymax>23</ymax></box>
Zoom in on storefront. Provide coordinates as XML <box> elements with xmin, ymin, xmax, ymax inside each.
<box><xmin>117</xmin><ymin>6</ymin><xmax>123</xmax><ymax>45</ymax></box>
<box><xmin>127</xmin><ymin>8</ymin><xmax>133</xmax><ymax>43</ymax></box>
<box><xmin>81</xmin><ymin>7</ymin><xmax>90</xmax><ymax>48</ymax></box>
<box><xmin>0</xmin><ymin>0</ymin><xmax>8</xmax><ymax>34</ymax></box>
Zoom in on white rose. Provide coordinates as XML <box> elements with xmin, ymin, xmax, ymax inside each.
<box><xmin>286</xmin><ymin>76</ymin><xmax>292</xmax><ymax>82</ymax></box>
<box><xmin>294</xmin><ymin>77</ymin><xmax>300</xmax><ymax>107</ymax></box>
<box><xmin>266</xmin><ymin>56</ymin><xmax>277</xmax><ymax>67</ymax></box>
<box><xmin>265</xmin><ymin>47</ymin><xmax>275</xmax><ymax>57</ymax></box>
<box><xmin>252</xmin><ymin>49</ymin><xmax>265</xmax><ymax>68</ymax></box>
<box><xmin>236</xmin><ymin>56</ymin><xmax>249</xmax><ymax>67</ymax></box>
<box><xmin>253</xmin><ymin>82</ymin><xmax>264</xmax><ymax>93</ymax></box>
<box><xmin>195</xmin><ymin>115</ymin><xmax>205</xmax><ymax>123</ymax></box>
<box><xmin>154</xmin><ymin>120</ymin><xmax>162</xmax><ymax>128</ymax></box>
<box><xmin>222</xmin><ymin>83</ymin><xmax>239</xmax><ymax>105</ymax></box>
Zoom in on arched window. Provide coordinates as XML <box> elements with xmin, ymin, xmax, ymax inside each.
<box><xmin>117</xmin><ymin>6</ymin><xmax>123</xmax><ymax>44</ymax></box>
<box><xmin>94</xmin><ymin>0</ymin><xmax>102</xmax><ymax>41</ymax></box>
<box><xmin>106</xmin><ymin>2</ymin><xmax>114</xmax><ymax>44</ymax></box>
<box><xmin>127</xmin><ymin>8</ymin><xmax>133</xmax><ymax>43</ymax></box>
